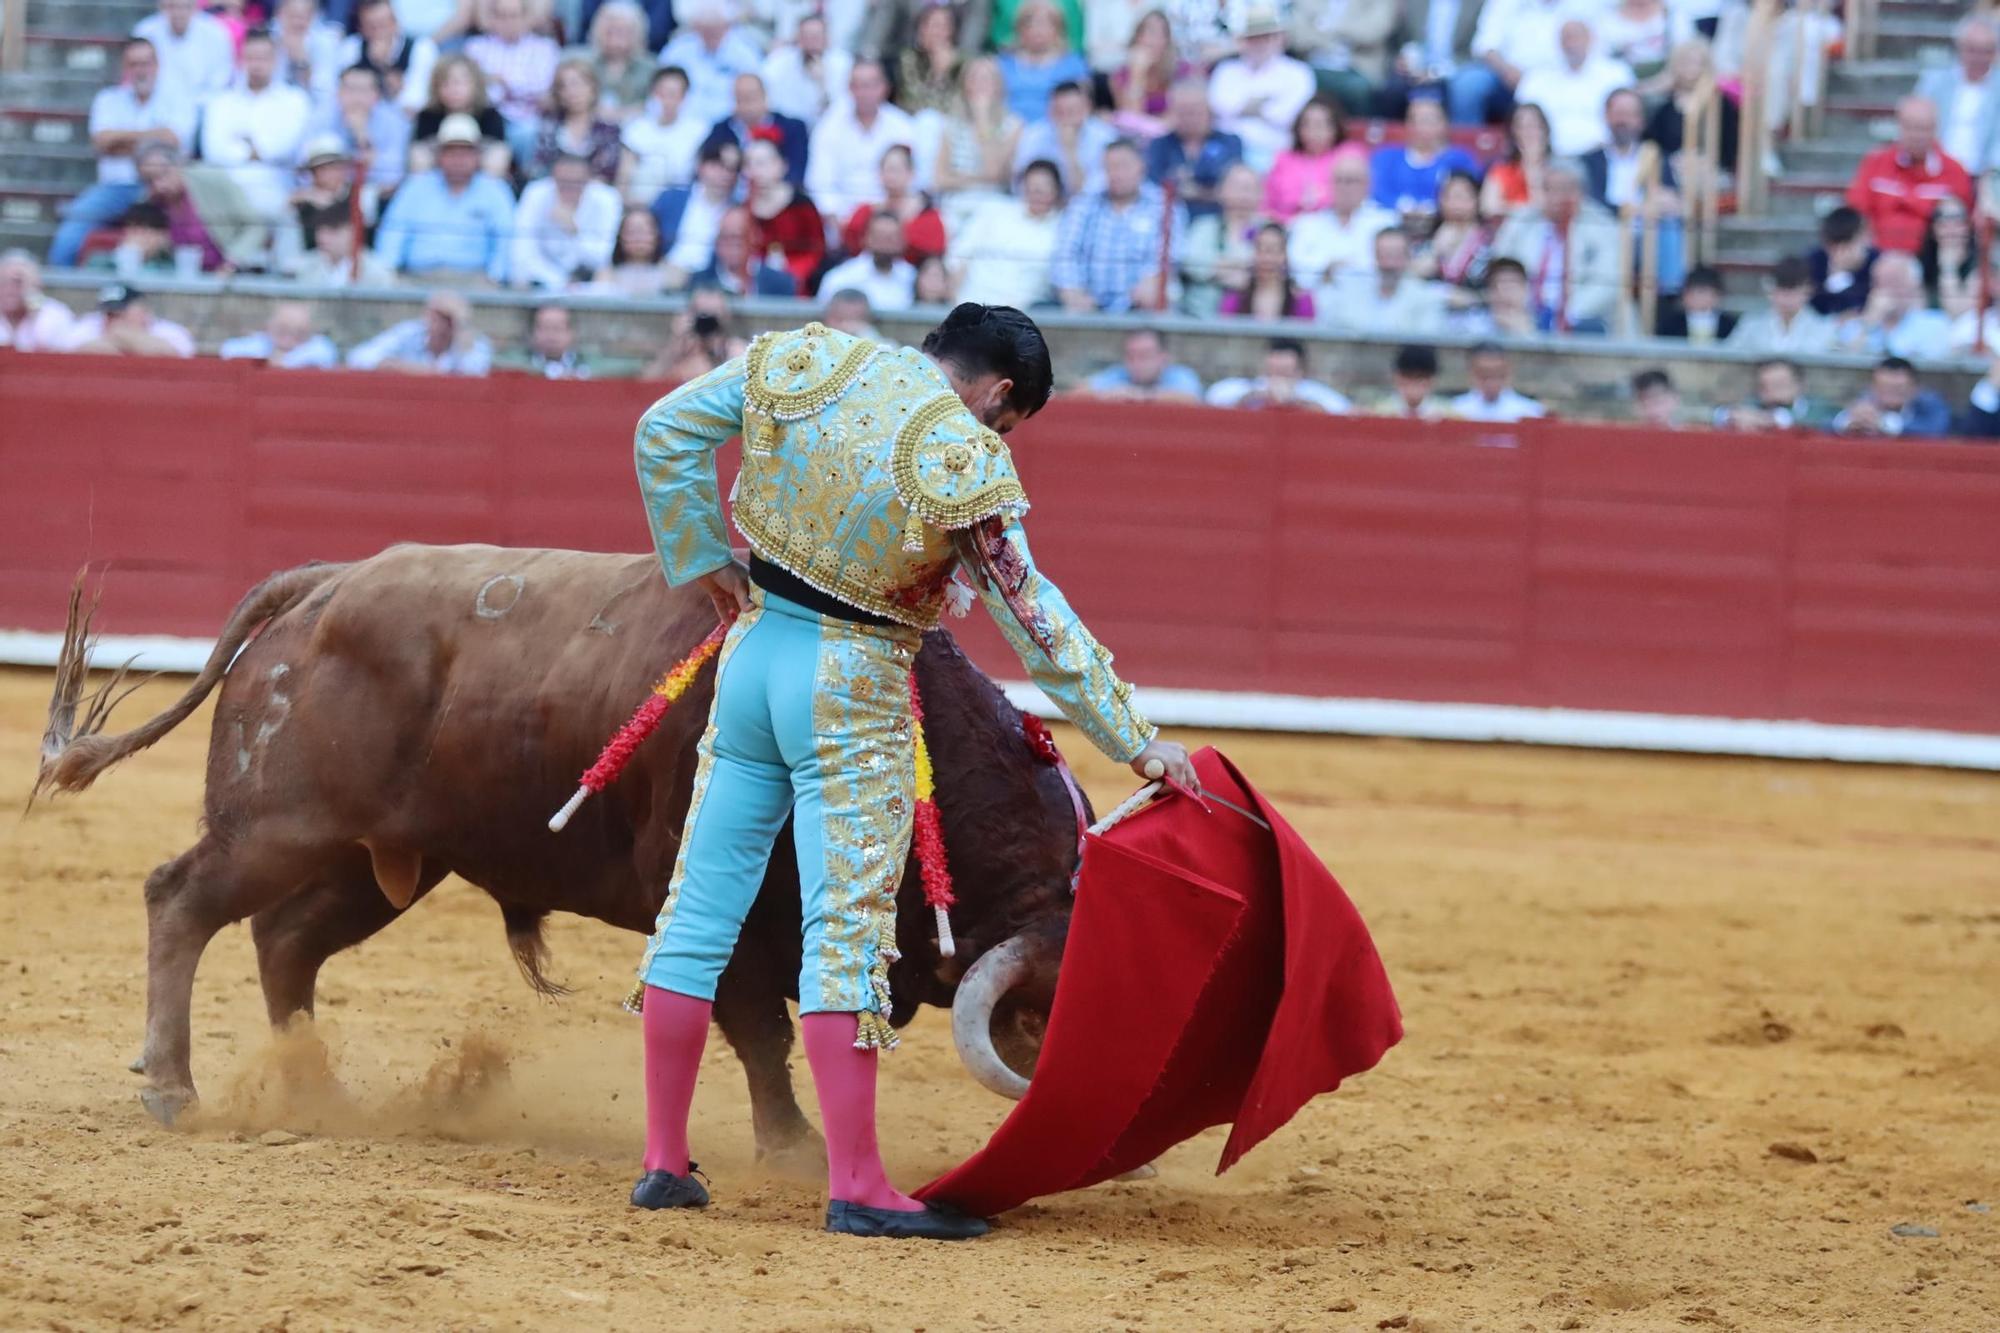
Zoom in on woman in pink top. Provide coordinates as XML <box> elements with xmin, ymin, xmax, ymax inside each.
<box><xmin>1263</xmin><ymin>97</ymin><xmax>1343</xmax><ymax>222</ymax></box>
<box><xmin>1219</xmin><ymin>223</ymin><xmax>1315</xmax><ymax>320</ymax></box>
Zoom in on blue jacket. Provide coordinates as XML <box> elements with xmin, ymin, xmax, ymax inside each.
<box><xmin>701</xmin><ymin>113</ymin><xmax>810</xmax><ymax>185</ymax></box>
<box><xmin>693</xmin><ymin>259</ymin><xmax>798</xmax><ymax>297</ymax></box>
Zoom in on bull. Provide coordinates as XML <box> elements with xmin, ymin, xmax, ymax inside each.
<box><xmin>36</xmin><ymin>543</ymin><xmax>1072</xmax><ymax>1155</ymax></box>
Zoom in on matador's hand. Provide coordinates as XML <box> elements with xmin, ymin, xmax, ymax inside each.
<box><xmin>1130</xmin><ymin>738</ymin><xmax>1196</xmax><ymax>791</ymax></box>
<box><xmin>696</xmin><ymin>563</ymin><xmax>752</xmax><ymax>627</ymax></box>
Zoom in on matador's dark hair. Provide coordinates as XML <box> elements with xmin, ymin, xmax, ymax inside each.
<box><xmin>920</xmin><ymin>303</ymin><xmax>1054</xmax><ymax>419</ymax></box>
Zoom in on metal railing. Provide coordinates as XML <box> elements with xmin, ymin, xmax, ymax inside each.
<box><xmin>1616</xmin><ymin>143</ymin><xmax>1666</xmax><ymax>337</ymax></box>
<box><xmin>1682</xmin><ymin>76</ymin><xmax>1726</xmax><ymax>267</ymax></box>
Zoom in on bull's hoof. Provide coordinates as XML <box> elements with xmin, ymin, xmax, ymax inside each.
<box><xmin>128</xmin><ymin>1053</ymin><xmax>146</xmax><ymax>1075</ymax></box>
<box><xmin>756</xmin><ymin>1134</ymin><xmax>828</xmax><ymax>1182</ymax></box>
<box><xmin>1112</xmin><ymin>1163</ymin><xmax>1159</xmax><ymax>1182</ymax></box>
<box><xmin>139</xmin><ymin>1085</ymin><xmax>194</xmax><ymax>1127</ymax></box>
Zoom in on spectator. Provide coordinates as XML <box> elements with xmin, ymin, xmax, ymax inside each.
<box><xmin>348</xmin><ymin>288</ymin><xmax>493</xmax><ymax>373</ymax></box>
<box><xmin>1264</xmin><ymin>97</ymin><xmax>1344</xmax><ymax>223</ymax></box>
<box><xmin>1145</xmin><ymin>77</ymin><xmax>1244</xmax><ymax>219</ymax></box>
<box><xmin>742</xmin><ymin>139</ymin><xmax>825</xmax><ymax>292</ymax></box>
<box><xmin>278</xmin><ymin>137</ymin><xmax>358</xmax><ymax>264</ymax></box>
<box><xmin>997</xmin><ymin>2</ymin><xmax>1090</xmax><ymax>126</ymax></box>
<box><xmin>1715</xmin><ymin>359</ymin><xmax>1832</xmax><ymax>432</ymax></box>
<box><xmin>593</xmin><ymin>208</ymin><xmax>669</xmax><ymax>297</ymax></box>
<box><xmin>806</xmin><ymin>62</ymin><xmax>918</xmax><ymax>223</ymax></box>
<box><xmin>1585</xmin><ymin>85</ymin><xmax>1684</xmax><ymax>292</ymax></box>
<box><xmin>656</xmin><ymin>139</ymin><xmax>741</xmax><ymax>285</ymax></box>
<box><xmin>1322</xmin><ymin>226</ymin><xmax>1446</xmax><ymax>333</ymax></box>
<box><xmin>1180</xmin><ymin>161</ymin><xmax>1266</xmax><ymax>317</ymax></box>
<box><xmin>1647</xmin><ymin>40</ymin><xmax>1739</xmax><ymax>171</ymax></box>
<box><xmin>1920</xmin><ymin>198</ymin><xmax>1978</xmax><ymax>321</ymax></box>
<box><xmin>219</xmin><ymin>300</ymin><xmax>339</xmax><ymax>368</ymax></box>
<box><xmin>947</xmin><ymin>158</ymin><xmax>1064</xmax><ymax>307</ymax></box>
<box><xmin>569</xmin><ymin>0</ymin><xmax>656</xmax><ymax>119</ymax></box>
<box><xmin>1375</xmin><ymin>343</ymin><xmax>1449</xmax><ymax>417</ymax></box>
<box><xmin>697</xmin><ymin>202</ymin><xmax>796</xmax><ymax>296</ymax></box>
<box><xmin>391</xmin><ymin>0</ymin><xmax>476</xmax><ymax>43</ymax></box>
<box><xmin>820</xmin><ymin>286</ymin><xmax>885</xmax><ymax>343</ymax></box>
<box><xmin>306</xmin><ymin>64</ymin><xmax>411</xmax><ymax>194</ymax></box>
<box><xmin>512</xmin><ymin>151</ymin><xmax>622</xmax><ymax>288</ymax></box>
<box><xmin>532</xmin><ymin>58</ymin><xmax>626</xmax><ymax>183</ymax></box>
<box><xmin>1839</xmin><ymin>251</ymin><xmax>1954</xmax><ymax>361</ymax></box>
<box><xmin>270</xmin><ymin>0</ymin><xmax>344</xmax><ymax>105</ymax></box>
<box><xmin>1370</xmin><ymin>97</ymin><xmax>1481</xmax><ymax>219</ymax></box>
<box><xmin>1287</xmin><ymin>147</ymin><xmax>1395</xmax><ymax>287</ymax></box>
<box><xmin>701</xmin><ymin>73</ymin><xmax>809</xmax><ymax>186</ymax></box>
<box><xmin>1655</xmin><ymin>265</ymin><xmax>1735</xmax><ymax>342</ymax></box>
<box><xmin>1513</xmin><ymin>22</ymin><xmax>1636</xmax><ymax>158</ymax></box>
<box><xmin>1451</xmin><ymin>342</ymin><xmax>1545</xmax><ymax>421</ymax></box>
<box><xmin>644</xmin><ymin>279</ymin><xmax>747</xmax><ymax>379</ymax></box>
<box><xmin>659</xmin><ymin>0</ymin><xmax>764</xmax><ymax>129</ymax></box>
<box><xmin>91</xmin><ymin>201</ymin><xmax>177</xmax><ymax>274</ymax></box>
<box><xmin>1452</xmin><ymin>0</ymin><xmax>1575</xmax><ymax>126</ymax></box>
<box><xmin>1834</xmin><ymin>357</ymin><xmax>1951</xmax><ymax>438</ymax></box>
<box><xmin>1726</xmin><ymin>255</ymin><xmax>1837</xmax><ymax>355</ymax></box>
<box><xmin>497</xmin><ymin>303</ymin><xmax>597</xmax><ymax>377</ymax></box>
<box><xmin>65</xmin><ymin>283</ymin><xmax>193</xmax><ymax>357</ymax></box>
<box><xmin>1079</xmin><ymin>327</ymin><xmax>1204</xmax><ymax>402</ymax></box>
<box><xmin>1380</xmin><ymin>0</ymin><xmax>1483</xmax><ymax>120</ymax></box>
<box><xmin>199</xmin><ymin>30</ymin><xmax>315</xmax><ymax>226</ymax></box>
<box><xmin>860</xmin><ymin>0</ymin><xmax>990</xmax><ymax>62</ymax></box>
<box><xmin>1597</xmin><ymin>0</ymin><xmax>1673</xmax><ymax>88</ymax></box>
<box><xmin>1846</xmin><ymin>97</ymin><xmax>1974</xmax><ymax>256</ymax></box>
<box><xmin>763</xmin><ymin>15</ymin><xmax>853</xmax><ymax>126</ymax></box>
<box><xmin>51</xmin><ymin>38</ymin><xmax>196</xmax><ymax>270</ymax></box>
<box><xmin>897</xmin><ymin>3</ymin><xmax>963</xmax><ymax>115</ymax></box>
<box><xmin>1491</xmin><ymin>157</ymin><xmax>1622</xmax><ymax>333</ymax></box>
<box><xmin>374</xmin><ymin>115</ymin><xmax>517</xmax><ymax>285</ymax></box>
<box><xmin>1482</xmin><ymin>102</ymin><xmax>1552</xmax><ymax>219</ymax></box>
<box><xmin>1960</xmin><ymin>353</ymin><xmax>2000</xmax><ymax>438</ymax></box>
<box><xmin>0</xmin><ymin>251</ymin><xmax>79</xmax><ymax>351</ymax></box>
<box><xmin>1207</xmin><ymin>5</ymin><xmax>1317</xmax><ymax>172</ymax></box>
<box><xmin>818</xmin><ymin>213</ymin><xmax>919</xmax><ymax>310</ymax></box>
<box><xmin>465</xmin><ymin>0</ymin><xmax>561</xmax><ymax>161</ymax></box>
<box><xmin>1458</xmin><ymin>255</ymin><xmax>1537</xmax><ymax>336</ymax></box>
<box><xmin>1014</xmin><ymin>80</ymin><xmax>1116</xmax><ymax>197</ymax></box>
<box><xmin>843</xmin><ymin>144</ymin><xmax>947</xmax><ymax>266</ymax></box>
<box><xmin>914</xmin><ymin>254</ymin><xmax>954</xmax><ymax>304</ymax></box>
<box><xmin>1206</xmin><ymin>338</ymin><xmax>1351</xmax><ymax>412</ymax></box>
<box><xmin>1290</xmin><ymin>0</ymin><xmax>1399</xmax><ymax>117</ymax></box>
<box><xmin>621</xmin><ymin>66</ymin><xmax>705</xmax><ymax>206</ymax></box>
<box><xmin>1809</xmin><ymin>205</ymin><xmax>1878</xmax><ymax>317</ymax></box>
<box><xmin>338</xmin><ymin>0</ymin><xmax>441</xmax><ymax>115</ymax></box>
<box><xmin>292</xmin><ymin>205</ymin><xmax>399</xmax><ymax>285</ymax></box>
<box><xmin>1221</xmin><ymin>222</ymin><xmax>1315</xmax><ymax>320</ymax></box>
<box><xmin>1630</xmin><ymin>367</ymin><xmax>1680</xmax><ymax>428</ymax></box>
<box><xmin>133</xmin><ymin>0</ymin><xmax>235</xmax><ymax>106</ymax></box>
<box><xmin>412</xmin><ymin>56</ymin><xmax>514</xmax><ymax>179</ymax></box>
<box><xmin>1106</xmin><ymin>9</ymin><xmax>1191</xmax><ymax>133</ymax></box>
<box><xmin>579</xmin><ymin>0</ymin><xmax>674</xmax><ymax>53</ymax></box>
<box><xmin>934</xmin><ymin>57</ymin><xmax>1024</xmax><ymax>207</ymax></box>
<box><xmin>134</xmin><ymin>143</ymin><xmax>266</xmax><ymax>271</ymax></box>
<box><xmin>1053</xmin><ymin>137</ymin><xmax>1186</xmax><ymax>313</ymax></box>
<box><xmin>1916</xmin><ymin>15</ymin><xmax>2000</xmax><ymax>175</ymax></box>
<box><xmin>1413</xmin><ymin>170</ymin><xmax>1493</xmax><ymax>289</ymax></box>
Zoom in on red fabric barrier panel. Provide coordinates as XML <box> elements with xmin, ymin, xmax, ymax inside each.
<box><xmin>4</xmin><ymin>353</ymin><xmax>1998</xmax><ymax>734</ymax></box>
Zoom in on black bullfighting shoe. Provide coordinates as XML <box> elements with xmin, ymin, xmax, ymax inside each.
<box><xmin>823</xmin><ymin>1199</ymin><xmax>990</xmax><ymax>1240</ymax></box>
<box><xmin>630</xmin><ymin>1162</ymin><xmax>710</xmax><ymax>1210</ymax></box>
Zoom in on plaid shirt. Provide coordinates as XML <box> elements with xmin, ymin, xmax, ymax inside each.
<box><xmin>464</xmin><ymin>33</ymin><xmax>560</xmax><ymax>122</ymax></box>
<box><xmin>1051</xmin><ymin>184</ymin><xmax>1187</xmax><ymax>313</ymax></box>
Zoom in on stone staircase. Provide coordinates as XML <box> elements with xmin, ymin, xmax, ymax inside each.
<box><xmin>0</xmin><ymin>0</ymin><xmax>156</xmax><ymax>254</ymax></box>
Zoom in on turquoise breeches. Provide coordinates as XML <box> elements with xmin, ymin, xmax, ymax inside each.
<box><xmin>637</xmin><ymin>588</ymin><xmax>920</xmax><ymax>1039</ymax></box>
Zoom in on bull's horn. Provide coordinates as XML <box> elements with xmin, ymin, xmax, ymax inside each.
<box><xmin>950</xmin><ymin>933</ymin><xmax>1035</xmax><ymax>1101</ymax></box>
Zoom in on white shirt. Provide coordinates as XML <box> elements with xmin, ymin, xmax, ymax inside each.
<box><xmin>132</xmin><ymin>10</ymin><xmax>237</xmax><ymax>104</ymax></box>
<box><xmin>1286</xmin><ymin>201</ymin><xmax>1396</xmax><ymax>285</ymax></box>
<box><xmin>1206</xmin><ymin>54</ymin><xmax>1317</xmax><ymax>172</ymax></box>
<box><xmin>0</xmin><ymin>295</ymin><xmax>79</xmax><ymax>351</ymax></box>
<box><xmin>1601</xmin><ymin>141</ymin><xmax>1643</xmax><ymax>208</ymax></box>
<box><xmin>949</xmin><ymin>197</ymin><xmax>1060</xmax><ymax>307</ymax></box>
<box><xmin>63</xmin><ymin>312</ymin><xmax>196</xmax><ymax>356</ymax></box>
<box><xmin>1204</xmin><ymin>376</ymin><xmax>1351</xmax><ymax>413</ymax></box>
<box><xmin>393</xmin><ymin>0</ymin><xmax>458</xmax><ymax>39</ymax></box>
<box><xmin>1450</xmin><ymin>387</ymin><xmax>1546</xmax><ymax>422</ymax></box>
<box><xmin>805</xmin><ymin>100</ymin><xmax>919</xmax><ymax>221</ymax></box>
<box><xmin>664</xmin><ymin>189</ymin><xmax>730</xmax><ymax>271</ymax></box>
<box><xmin>87</xmin><ymin>83</ymin><xmax>198</xmax><ymax>184</ymax></box>
<box><xmin>657</xmin><ymin>27</ymin><xmax>765</xmax><ymax>129</ymax></box>
<box><xmin>622</xmin><ymin>110</ymin><xmax>708</xmax><ymax>203</ymax></box>
<box><xmin>817</xmin><ymin>254</ymin><xmax>917</xmax><ymax>311</ymax></box>
<box><xmin>511</xmin><ymin>177</ymin><xmax>623</xmax><ymax>288</ymax></box>
<box><xmin>1470</xmin><ymin>0</ymin><xmax>1585</xmax><ymax>75</ymax></box>
<box><xmin>1945</xmin><ymin>83</ymin><xmax>1990</xmax><ymax>170</ymax></box>
<box><xmin>219</xmin><ymin>331</ymin><xmax>341</xmax><ymax>368</ymax></box>
<box><xmin>199</xmin><ymin>81</ymin><xmax>315</xmax><ymax>221</ymax></box>
<box><xmin>1514</xmin><ymin>56</ymin><xmax>1637</xmax><ymax>157</ymax></box>
<box><xmin>761</xmin><ymin>45</ymin><xmax>853</xmax><ymax>125</ymax></box>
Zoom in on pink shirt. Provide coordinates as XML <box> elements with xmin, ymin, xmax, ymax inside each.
<box><xmin>1263</xmin><ymin>149</ymin><xmax>1339</xmax><ymax>221</ymax></box>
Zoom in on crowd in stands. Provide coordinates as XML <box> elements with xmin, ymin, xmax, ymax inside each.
<box><xmin>6</xmin><ymin>0</ymin><xmax>2000</xmax><ymax>435</ymax></box>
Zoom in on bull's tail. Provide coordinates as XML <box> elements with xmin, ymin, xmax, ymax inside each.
<box><xmin>33</xmin><ymin>562</ymin><xmax>348</xmax><ymax>801</ymax></box>
<box><xmin>502</xmin><ymin>906</ymin><xmax>571</xmax><ymax>1000</ymax></box>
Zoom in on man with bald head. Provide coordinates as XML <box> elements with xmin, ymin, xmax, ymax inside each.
<box><xmin>700</xmin><ymin>72</ymin><xmax>808</xmax><ymax>183</ymax></box>
<box><xmin>1916</xmin><ymin>15</ymin><xmax>2000</xmax><ymax>173</ymax></box>
<box><xmin>1846</xmin><ymin>96</ymin><xmax>1975</xmax><ymax>254</ymax></box>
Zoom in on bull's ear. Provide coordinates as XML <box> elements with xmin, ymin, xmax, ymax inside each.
<box><xmin>365</xmin><ymin>841</ymin><xmax>422</xmax><ymax>910</ymax></box>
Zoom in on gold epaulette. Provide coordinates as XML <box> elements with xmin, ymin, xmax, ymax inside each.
<box><xmin>890</xmin><ymin>391</ymin><xmax>1029</xmax><ymax>551</ymax></box>
<box><xmin>741</xmin><ymin>322</ymin><xmax>877</xmax><ymax>453</ymax></box>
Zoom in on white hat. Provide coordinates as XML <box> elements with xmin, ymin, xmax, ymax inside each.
<box><xmin>436</xmin><ymin>113</ymin><xmax>482</xmax><ymax>148</ymax></box>
<box><xmin>302</xmin><ymin>133</ymin><xmax>353</xmax><ymax>169</ymax></box>
<box><xmin>1237</xmin><ymin>3</ymin><xmax>1285</xmax><ymax>39</ymax></box>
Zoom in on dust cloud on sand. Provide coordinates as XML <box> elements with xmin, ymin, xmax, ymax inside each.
<box><xmin>2</xmin><ymin>668</ymin><xmax>1996</xmax><ymax>1331</ymax></box>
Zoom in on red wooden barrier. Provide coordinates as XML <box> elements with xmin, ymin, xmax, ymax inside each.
<box><xmin>4</xmin><ymin>353</ymin><xmax>1999</xmax><ymax>735</ymax></box>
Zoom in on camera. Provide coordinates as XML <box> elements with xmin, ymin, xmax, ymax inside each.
<box><xmin>693</xmin><ymin>312</ymin><xmax>723</xmax><ymax>338</ymax></box>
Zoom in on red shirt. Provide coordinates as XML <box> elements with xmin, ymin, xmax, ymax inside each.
<box><xmin>840</xmin><ymin>201</ymin><xmax>948</xmax><ymax>266</ymax></box>
<box><xmin>1846</xmin><ymin>145</ymin><xmax>1974</xmax><ymax>254</ymax></box>
<box><xmin>748</xmin><ymin>195</ymin><xmax>826</xmax><ymax>294</ymax></box>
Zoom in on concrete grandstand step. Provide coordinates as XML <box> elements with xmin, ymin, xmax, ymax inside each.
<box><xmin>21</xmin><ymin>32</ymin><xmax>125</xmax><ymax>76</ymax></box>
<box><xmin>1869</xmin><ymin>16</ymin><xmax>1958</xmax><ymax>61</ymax></box>
<box><xmin>1827</xmin><ymin>59</ymin><xmax>1934</xmax><ymax>99</ymax></box>
<box><xmin>0</xmin><ymin>187</ymin><xmax>67</xmax><ymax>228</ymax></box>
<box><xmin>0</xmin><ymin>105</ymin><xmax>89</xmax><ymax>145</ymax></box>
<box><xmin>1</xmin><ymin>143</ymin><xmax>98</xmax><ymax>188</ymax></box>
<box><xmin>1717</xmin><ymin>215</ymin><xmax>1822</xmax><ymax>257</ymax></box>
<box><xmin>1765</xmin><ymin>177</ymin><xmax>1851</xmax><ymax>218</ymax></box>
<box><xmin>25</xmin><ymin>0</ymin><xmax>156</xmax><ymax>31</ymax></box>
<box><xmin>0</xmin><ymin>67</ymin><xmax>124</xmax><ymax>102</ymax></box>
<box><xmin>1780</xmin><ymin>140</ymin><xmax>1889</xmax><ymax>176</ymax></box>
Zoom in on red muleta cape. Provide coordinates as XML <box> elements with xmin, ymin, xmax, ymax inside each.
<box><xmin>918</xmin><ymin>748</ymin><xmax>1402</xmax><ymax>1216</ymax></box>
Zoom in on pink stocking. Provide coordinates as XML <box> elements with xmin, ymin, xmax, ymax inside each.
<box><xmin>641</xmin><ymin>986</ymin><xmax>711</xmax><ymax>1175</ymax></box>
<box><xmin>801</xmin><ymin>1012</ymin><xmax>921</xmax><ymax>1212</ymax></box>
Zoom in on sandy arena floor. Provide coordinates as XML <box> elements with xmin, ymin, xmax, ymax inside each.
<box><xmin>1</xmin><ymin>666</ymin><xmax>1995</xmax><ymax>1332</ymax></box>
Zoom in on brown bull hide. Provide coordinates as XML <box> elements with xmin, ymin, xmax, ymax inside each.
<box><xmin>40</xmin><ymin>544</ymin><xmax>1086</xmax><ymax>1150</ymax></box>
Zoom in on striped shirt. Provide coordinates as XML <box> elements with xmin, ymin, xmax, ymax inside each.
<box><xmin>464</xmin><ymin>32</ymin><xmax>561</xmax><ymax>123</ymax></box>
